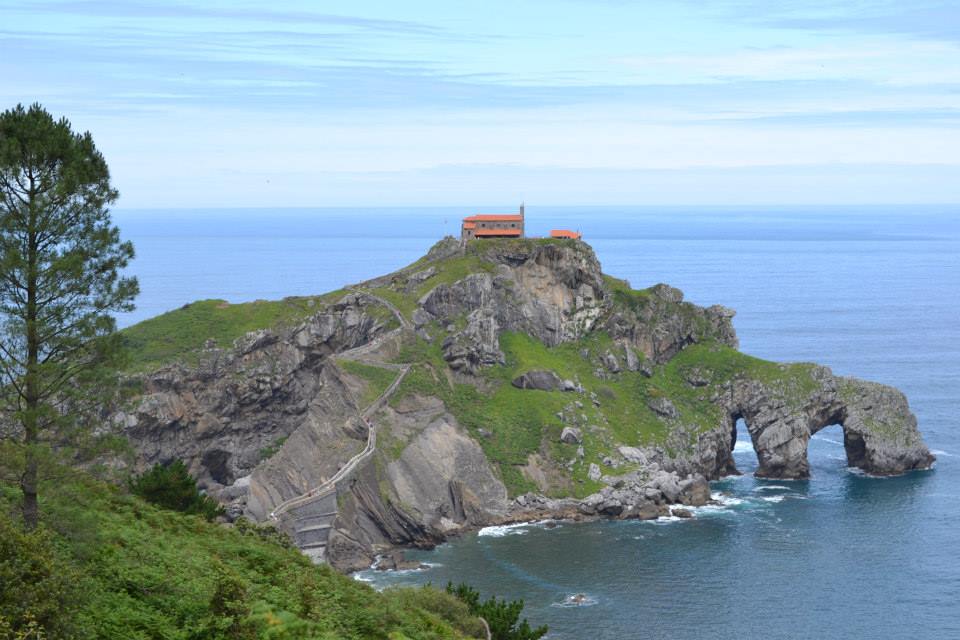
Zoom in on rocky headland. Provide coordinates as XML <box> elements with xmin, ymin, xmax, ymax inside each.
<box><xmin>115</xmin><ymin>237</ymin><xmax>935</xmax><ymax>571</ymax></box>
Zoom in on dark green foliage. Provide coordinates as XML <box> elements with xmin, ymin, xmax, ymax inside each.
<box><xmin>0</xmin><ymin>471</ymin><xmax>484</xmax><ymax>640</ymax></box>
<box><xmin>129</xmin><ymin>460</ymin><xmax>224</xmax><ymax>521</ymax></box>
<box><xmin>0</xmin><ymin>103</ymin><xmax>138</xmax><ymax>528</ymax></box>
<box><xmin>446</xmin><ymin>583</ymin><xmax>547</xmax><ymax>640</ymax></box>
<box><xmin>0</xmin><ymin>518</ymin><xmax>80</xmax><ymax>639</ymax></box>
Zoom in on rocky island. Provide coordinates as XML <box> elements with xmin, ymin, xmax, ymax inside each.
<box><xmin>117</xmin><ymin>237</ymin><xmax>935</xmax><ymax>572</ymax></box>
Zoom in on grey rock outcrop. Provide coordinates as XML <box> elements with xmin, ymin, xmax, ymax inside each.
<box><xmin>512</xmin><ymin>370</ymin><xmax>563</xmax><ymax>391</ymax></box>
<box><xmin>120</xmin><ymin>294</ymin><xmax>390</xmax><ymax>495</ymax></box>
<box><xmin>654</xmin><ymin>366</ymin><xmax>935</xmax><ymax>480</ymax></box>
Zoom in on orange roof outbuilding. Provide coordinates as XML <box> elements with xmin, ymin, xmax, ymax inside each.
<box><xmin>550</xmin><ymin>229</ymin><xmax>582</xmax><ymax>240</ymax></box>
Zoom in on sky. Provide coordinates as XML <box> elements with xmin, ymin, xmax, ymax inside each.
<box><xmin>1</xmin><ymin>0</ymin><xmax>959</xmax><ymax>207</ymax></box>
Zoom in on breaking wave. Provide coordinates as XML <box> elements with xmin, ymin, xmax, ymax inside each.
<box><xmin>478</xmin><ymin>523</ymin><xmax>531</xmax><ymax>537</ymax></box>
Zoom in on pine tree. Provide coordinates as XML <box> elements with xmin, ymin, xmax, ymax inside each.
<box><xmin>0</xmin><ymin>103</ymin><xmax>138</xmax><ymax>529</ymax></box>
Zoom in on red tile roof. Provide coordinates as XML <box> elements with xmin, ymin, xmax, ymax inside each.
<box><xmin>550</xmin><ymin>229</ymin><xmax>582</xmax><ymax>239</ymax></box>
<box><xmin>463</xmin><ymin>222</ymin><xmax>476</xmax><ymax>229</ymax></box>
<box><xmin>474</xmin><ymin>229</ymin><xmax>522</xmax><ymax>237</ymax></box>
<box><xmin>464</xmin><ymin>214</ymin><xmax>524</xmax><ymax>222</ymax></box>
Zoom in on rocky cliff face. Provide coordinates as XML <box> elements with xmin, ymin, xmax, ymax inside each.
<box><xmin>118</xmin><ymin>294</ymin><xmax>390</xmax><ymax>504</ymax></box>
<box><xmin>638</xmin><ymin>365</ymin><xmax>935</xmax><ymax>482</ymax></box>
<box><xmin>117</xmin><ymin>237</ymin><xmax>934</xmax><ymax>571</ymax></box>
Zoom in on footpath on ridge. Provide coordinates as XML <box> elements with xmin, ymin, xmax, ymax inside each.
<box><xmin>269</xmin><ymin>290</ymin><xmax>411</xmax><ymax>563</ymax></box>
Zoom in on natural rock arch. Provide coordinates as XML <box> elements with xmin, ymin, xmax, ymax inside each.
<box><xmin>715</xmin><ymin>370</ymin><xmax>934</xmax><ymax>479</ymax></box>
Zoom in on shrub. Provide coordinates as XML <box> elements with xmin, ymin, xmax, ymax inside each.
<box><xmin>129</xmin><ymin>460</ymin><xmax>224</xmax><ymax>521</ymax></box>
<box><xmin>446</xmin><ymin>583</ymin><xmax>547</xmax><ymax>640</ymax></box>
<box><xmin>0</xmin><ymin>519</ymin><xmax>80</xmax><ymax>639</ymax></box>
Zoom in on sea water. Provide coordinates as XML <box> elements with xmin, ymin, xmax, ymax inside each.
<box><xmin>114</xmin><ymin>205</ymin><xmax>960</xmax><ymax>639</ymax></box>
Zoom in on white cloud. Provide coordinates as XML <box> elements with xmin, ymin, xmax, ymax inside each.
<box><xmin>613</xmin><ymin>40</ymin><xmax>960</xmax><ymax>86</ymax></box>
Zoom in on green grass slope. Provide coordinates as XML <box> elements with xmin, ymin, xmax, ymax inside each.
<box><xmin>0</xmin><ymin>472</ymin><xmax>483</xmax><ymax>640</ymax></box>
<box><xmin>388</xmin><ymin>328</ymin><xmax>818</xmax><ymax>498</ymax></box>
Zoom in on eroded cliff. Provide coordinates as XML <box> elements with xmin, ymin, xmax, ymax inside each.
<box><xmin>117</xmin><ymin>237</ymin><xmax>934</xmax><ymax>571</ymax></box>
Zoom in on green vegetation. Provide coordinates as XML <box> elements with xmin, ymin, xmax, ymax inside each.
<box><xmin>338</xmin><ymin>360</ymin><xmax>401</xmax><ymax>408</ymax></box>
<box><xmin>602</xmin><ymin>274</ymin><xmax>652</xmax><ymax>314</ymax></box>
<box><xmin>0</xmin><ymin>103</ymin><xmax>139</xmax><ymax>530</ymax></box>
<box><xmin>120</xmin><ymin>292</ymin><xmax>346</xmax><ymax>372</ymax></box>
<box><xmin>129</xmin><ymin>460</ymin><xmax>225</xmax><ymax>522</ymax></box>
<box><xmin>446</xmin><ymin>583</ymin><xmax>547</xmax><ymax>640</ymax></box>
<box><xmin>0</xmin><ymin>469</ymin><xmax>486</xmax><ymax>640</ymax></box>
<box><xmin>389</xmin><ymin>321</ymin><xmax>820</xmax><ymax>497</ymax></box>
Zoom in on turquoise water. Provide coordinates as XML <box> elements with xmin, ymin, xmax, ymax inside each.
<box><xmin>114</xmin><ymin>206</ymin><xmax>960</xmax><ymax>639</ymax></box>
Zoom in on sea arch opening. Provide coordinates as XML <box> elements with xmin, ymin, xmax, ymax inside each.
<box><xmin>726</xmin><ymin>406</ymin><xmax>867</xmax><ymax>479</ymax></box>
<box><xmin>729</xmin><ymin>415</ymin><xmax>759</xmax><ymax>476</ymax></box>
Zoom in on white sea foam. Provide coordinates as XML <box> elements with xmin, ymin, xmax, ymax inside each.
<box><xmin>760</xmin><ymin>496</ymin><xmax>785</xmax><ymax>503</ymax></box>
<box><xmin>812</xmin><ymin>435</ymin><xmax>844</xmax><ymax>446</ymax></box>
<box><xmin>552</xmin><ymin>594</ymin><xmax>599</xmax><ymax>608</ymax></box>
<box><xmin>652</xmin><ymin>515</ymin><xmax>683</xmax><ymax>524</ymax></box>
<box><xmin>710</xmin><ymin>492</ymin><xmax>744</xmax><ymax>507</ymax></box>
<box><xmin>754</xmin><ymin>485</ymin><xmax>790</xmax><ymax>491</ymax></box>
<box><xmin>733</xmin><ymin>440</ymin><xmax>754</xmax><ymax>452</ymax></box>
<box><xmin>478</xmin><ymin>523</ymin><xmax>531</xmax><ymax>537</ymax></box>
<box><xmin>932</xmin><ymin>449</ymin><xmax>954</xmax><ymax>457</ymax></box>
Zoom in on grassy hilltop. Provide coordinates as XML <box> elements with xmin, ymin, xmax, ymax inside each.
<box><xmin>118</xmin><ymin>237</ymin><xmax>821</xmax><ymax>499</ymax></box>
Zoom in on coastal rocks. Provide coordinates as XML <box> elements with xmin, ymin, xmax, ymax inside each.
<box><xmin>588</xmin><ymin>463</ymin><xmax>602</xmax><ymax>481</ymax></box>
<box><xmin>604</xmin><ymin>283</ymin><xmax>738</xmax><ymax>365</ymax></box>
<box><xmin>575</xmin><ymin>470</ymin><xmax>711</xmax><ymax>520</ymax></box>
<box><xmin>660</xmin><ymin>366</ymin><xmax>935</xmax><ymax>481</ymax></box>
<box><xmin>512</xmin><ymin>369</ymin><xmax>563</xmax><ymax>391</ymax></box>
<box><xmin>375</xmin><ymin>551</ymin><xmax>427</xmax><ymax>572</ymax></box>
<box><xmin>560</xmin><ymin>427</ymin><xmax>583</xmax><ymax>444</ymax></box>
<box><xmin>678</xmin><ymin>475</ymin><xmax>711</xmax><ymax>506</ymax></box>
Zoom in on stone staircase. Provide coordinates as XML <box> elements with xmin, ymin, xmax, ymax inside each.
<box><xmin>269</xmin><ymin>360</ymin><xmax>410</xmax><ymax>563</ymax></box>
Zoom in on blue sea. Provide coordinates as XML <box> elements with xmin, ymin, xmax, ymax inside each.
<box><xmin>115</xmin><ymin>206</ymin><xmax>960</xmax><ymax>639</ymax></box>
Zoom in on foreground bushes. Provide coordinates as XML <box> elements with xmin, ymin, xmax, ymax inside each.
<box><xmin>129</xmin><ymin>460</ymin><xmax>224</xmax><ymax>521</ymax></box>
<box><xmin>0</xmin><ymin>473</ymin><xmax>484</xmax><ymax>639</ymax></box>
<box><xmin>446</xmin><ymin>583</ymin><xmax>548</xmax><ymax>640</ymax></box>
